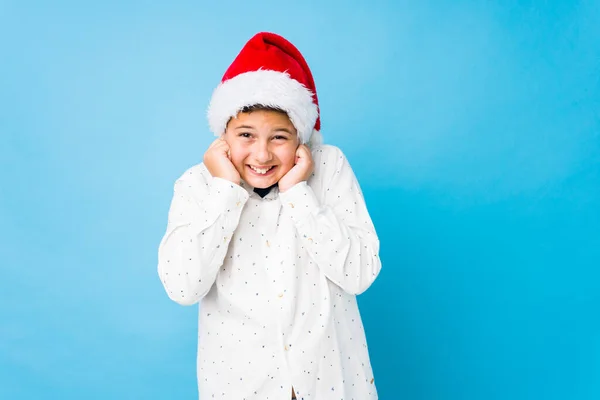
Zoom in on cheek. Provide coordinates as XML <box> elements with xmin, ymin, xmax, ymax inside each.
<box><xmin>223</xmin><ymin>134</ymin><xmax>244</xmax><ymax>161</ymax></box>
<box><xmin>229</xmin><ymin>150</ymin><xmax>242</xmax><ymax>164</ymax></box>
<box><xmin>226</xmin><ymin>144</ymin><xmax>247</xmax><ymax>166</ymax></box>
<box><xmin>277</xmin><ymin>148</ymin><xmax>297</xmax><ymax>171</ymax></box>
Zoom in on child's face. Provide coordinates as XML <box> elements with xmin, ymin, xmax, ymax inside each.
<box><xmin>224</xmin><ymin>110</ymin><xmax>299</xmax><ymax>189</ymax></box>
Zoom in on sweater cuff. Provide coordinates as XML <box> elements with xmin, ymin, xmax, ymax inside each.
<box><xmin>279</xmin><ymin>181</ymin><xmax>320</xmax><ymax>224</ymax></box>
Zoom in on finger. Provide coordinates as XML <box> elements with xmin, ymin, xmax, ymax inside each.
<box><xmin>216</xmin><ymin>143</ymin><xmax>232</xmax><ymax>160</ymax></box>
<box><xmin>296</xmin><ymin>144</ymin><xmax>310</xmax><ymax>159</ymax></box>
<box><xmin>220</xmin><ymin>142</ymin><xmax>231</xmax><ymax>155</ymax></box>
<box><xmin>208</xmin><ymin>137</ymin><xmax>223</xmax><ymax>150</ymax></box>
<box><xmin>211</xmin><ymin>139</ymin><xmax>229</xmax><ymax>152</ymax></box>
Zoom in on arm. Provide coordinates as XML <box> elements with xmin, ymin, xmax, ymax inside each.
<box><xmin>279</xmin><ymin>146</ymin><xmax>381</xmax><ymax>295</ymax></box>
<box><xmin>157</xmin><ymin>168</ymin><xmax>249</xmax><ymax>305</ymax></box>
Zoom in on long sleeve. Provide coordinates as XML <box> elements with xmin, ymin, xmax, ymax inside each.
<box><xmin>278</xmin><ymin>146</ymin><xmax>381</xmax><ymax>295</ymax></box>
<box><xmin>157</xmin><ymin>168</ymin><xmax>249</xmax><ymax>305</ymax></box>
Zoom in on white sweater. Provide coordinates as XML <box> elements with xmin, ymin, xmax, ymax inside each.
<box><xmin>158</xmin><ymin>144</ymin><xmax>381</xmax><ymax>399</ymax></box>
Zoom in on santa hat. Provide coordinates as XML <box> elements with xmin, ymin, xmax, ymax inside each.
<box><xmin>207</xmin><ymin>32</ymin><xmax>321</xmax><ymax>145</ymax></box>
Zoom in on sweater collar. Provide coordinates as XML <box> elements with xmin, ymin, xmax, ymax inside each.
<box><xmin>239</xmin><ymin>180</ymin><xmax>279</xmax><ymax>200</ymax></box>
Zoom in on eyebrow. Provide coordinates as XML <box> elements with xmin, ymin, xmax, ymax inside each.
<box><xmin>273</xmin><ymin>127</ymin><xmax>295</xmax><ymax>135</ymax></box>
<box><xmin>234</xmin><ymin>125</ymin><xmax>256</xmax><ymax>130</ymax></box>
<box><xmin>234</xmin><ymin>125</ymin><xmax>295</xmax><ymax>135</ymax></box>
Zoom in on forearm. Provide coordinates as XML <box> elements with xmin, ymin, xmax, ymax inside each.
<box><xmin>280</xmin><ymin>182</ymin><xmax>381</xmax><ymax>295</ymax></box>
<box><xmin>157</xmin><ymin>177</ymin><xmax>249</xmax><ymax>305</ymax></box>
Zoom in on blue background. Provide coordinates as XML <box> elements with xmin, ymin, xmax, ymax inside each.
<box><xmin>1</xmin><ymin>1</ymin><xmax>599</xmax><ymax>399</ymax></box>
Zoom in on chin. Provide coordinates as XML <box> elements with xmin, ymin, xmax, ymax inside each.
<box><xmin>244</xmin><ymin>176</ymin><xmax>279</xmax><ymax>189</ymax></box>
<box><xmin>252</xmin><ymin>182</ymin><xmax>277</xmax><ymax>189</ymax></box>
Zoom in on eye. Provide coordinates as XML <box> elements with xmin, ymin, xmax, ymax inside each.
<box><xmin>238</xmin><ymin>132</ymin><xmax>252</xmax><ymax>138</ymax></box>
<box><xmin>273</xmin><ymin>135</ymin><xmax>288</xmax><ymax>140</ymax></box>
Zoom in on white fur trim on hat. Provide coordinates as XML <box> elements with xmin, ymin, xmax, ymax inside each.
<box><xmin>207</xmin><ymin>69</ymin><xmax>319</xmax><ymax>144</ymax></box>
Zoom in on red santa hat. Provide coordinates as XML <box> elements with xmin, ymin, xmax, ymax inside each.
<box><xmin>207</xmin><ymin>32</ymin><xmax>321</xmax><ymax>145</ymax></box>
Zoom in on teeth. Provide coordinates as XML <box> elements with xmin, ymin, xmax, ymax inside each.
<box><xmin>250</xmin><ymin>166</ymin><xmax>272</xmax><ymax>174</ymax></box>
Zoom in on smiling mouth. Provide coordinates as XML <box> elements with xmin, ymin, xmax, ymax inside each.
<box><xmin>248</xmin><ymin>165</ymin><xmax>276</xmax><ymax>175</ymax></box>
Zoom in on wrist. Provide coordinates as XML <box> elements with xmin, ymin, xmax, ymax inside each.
<box><xmin>225</xmin><ymin>176</ymin><xmax>241</xmax><ymax>186</ymax></box>
<box><xmin>279</xmin><ymin>179</ymin><xmax>305</xmax><ymax>193</ymax></box>
<box><xmin>209</xmin><ymin>171</ymin><xmax>240</xmax><ymax>186</ymax></box>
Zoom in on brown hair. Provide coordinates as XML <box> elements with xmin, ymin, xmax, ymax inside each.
<box><xmin>239</xmin><ymin>104</ymin><xmax>288</xmax><ymax>115</ymax></box>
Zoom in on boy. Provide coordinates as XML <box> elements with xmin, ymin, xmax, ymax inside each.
<box><xmin>157</xmin><ymin>32</ymin><xmax>381</xmax><ymax>400</ymax></box>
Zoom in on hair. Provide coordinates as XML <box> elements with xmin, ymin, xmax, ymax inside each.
<box><xmin>224</xmin><ymin>104</ymin><xmax>291</xmax><ymax>132</ymax></box>
<box><xmin>239</xmin><ymin>104</ymin><xmax>288</xmax><ymax>115</ymax></box>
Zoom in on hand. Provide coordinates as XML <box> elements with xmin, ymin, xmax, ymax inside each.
<box><xmin>278</xmin><ymin>144</ymin><xmax>314</xmax><ymax>193</ymax></box>
<box><xmin>203</xmin><ymin>137</ymin><xmax>241</xmax><ymax>185</ymax></box>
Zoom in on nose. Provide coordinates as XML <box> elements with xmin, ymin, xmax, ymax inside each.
<box><xmin>254</xmin><ymin>140</ymin><xmax>273</xmax><ymax>164</ymax></box>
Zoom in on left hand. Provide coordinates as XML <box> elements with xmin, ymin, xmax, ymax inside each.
<box><xmin>278</xmin><ymin>144</ymin><xmax>314</xmax><ymax>193</ymax></box>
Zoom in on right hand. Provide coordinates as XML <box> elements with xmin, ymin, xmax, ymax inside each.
<box><xmin>203</xmin><ymin>137</ymin><xmax>241</xmax><ymax>185</ymax></box>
